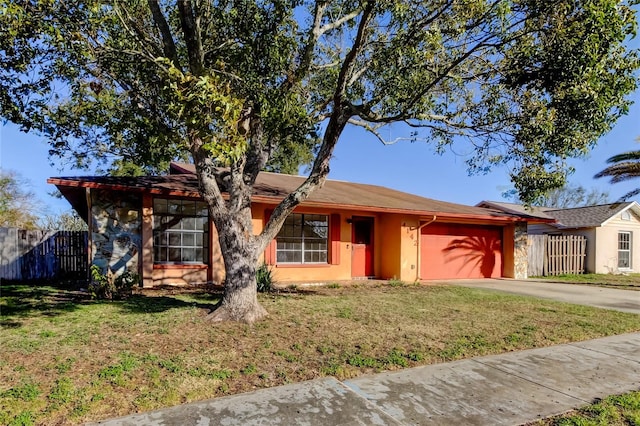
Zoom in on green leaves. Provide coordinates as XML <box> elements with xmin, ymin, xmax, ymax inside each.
<box><xmin>0</xmin><ymin>0</ymin><xmax>637</xmax><ymax>199</ymax></box>
<box><xmin>158</xmin><ymin>61</ymin><xmax>247</xmax><ymax>164</ymax></box>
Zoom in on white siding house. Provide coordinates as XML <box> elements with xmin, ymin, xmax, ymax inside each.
<box><xmin>477</xmin><ymin>201</ymin><xmax>640</xmax><ymax>274</ymax></box>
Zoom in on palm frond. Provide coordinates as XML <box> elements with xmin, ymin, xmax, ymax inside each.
<box><xmin>594</xmin><ymin>162</ymin><xmax>640</xmax><ymax>183</ymax></box>
<box><xmin>618</xmin><ymin>187</ymin><xmax>640</xmax><ymax>201</ymax></box>
<box><xmin>606</xmin><ymin>150</ymin><xmax>640</xmax><ymax>164</ymax></box>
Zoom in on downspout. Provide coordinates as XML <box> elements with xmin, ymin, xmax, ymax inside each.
<box><xmin>415</xmin><ymin>215</ymin><xmax>437</xmax><ymax>281</ymax></box>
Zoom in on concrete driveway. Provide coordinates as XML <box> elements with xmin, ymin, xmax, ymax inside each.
<box><xmin>447</xmin><ymin>279</ymin><xmax>640</xmax><ymax>314</ymax></box>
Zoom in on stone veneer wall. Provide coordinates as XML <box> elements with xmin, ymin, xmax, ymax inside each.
<box><xmin>513</xmin><ymin>222</ymin><xmax>528</xmax><ymax>280</ymax></box>
<box><xmin>91</xmin><ymin>189</ymin><xmax>142</xmax><ymax>277</ymax></box>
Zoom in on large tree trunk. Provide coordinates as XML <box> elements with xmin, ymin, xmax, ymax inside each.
<box><xmin>206</xmin><ymin>211</ymin><xmax>268</xmax><ymax>324</ymax></box>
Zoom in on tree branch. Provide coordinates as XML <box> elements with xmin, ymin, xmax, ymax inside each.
<box><xmin>319</xmin><ymin>8</ymin><xmax>362</xmax><ymax>34</ymax></box>
<box><xmin>147</xmin><ymin>0</ymin><xmax>180</xmax><ymax>67</ymax></box>
<box><xmin>289</xmin><ymin>0</ymin><xmax>327</xmax><ymax>87</ymax></box>
<box><xmin>257</xmin><ymin>2</ymin><xmax>376</xmax><ymax>252</ymax></box>
<box><xmin>177</xmin><ymin>0</ymin><xmax>204</xmax><ymax>75</ymax></box>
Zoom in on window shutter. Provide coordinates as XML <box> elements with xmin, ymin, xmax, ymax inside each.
<box><xmin>264</xmin><ymin>209</ymin><xmax>276</xmax><ymax>265</ymax></box>
<box><xmin>330</xmin><ymin>213</ymin><xmax>341</xmax><ymax>265</ymax></box>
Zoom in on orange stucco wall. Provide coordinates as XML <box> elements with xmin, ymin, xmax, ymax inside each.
<box><xmin>379</xmin><ymin>214</ymin><xmax>403</xmax><ymax>279</ymax></box>
<box><xmin>502</xmin><ymin>224</ymin><xmax>515</xmax><ymax>278</ymax></box>
<box><xmin>400</xmin><ymin>217</ymin><xmax>421</xmax><ymax>281</ymax></box>
<box><xmin>377</xmin><ymin>214</ymin><xmax>424</xmax><ymax>281</ymax></box>
<box><xmin>254</xmin><ymin>202</ymin><xmax>372</xmax><ymax>282</ymax></box>
<box><xmin>151</xmin><ymin>266</ymin><xmax>209</xmax><ymax>286</ymax></box>
<box><xmin>138</xmin><ymin>196</ymin><xmax>518</xmax><ymax>286</ymax></box>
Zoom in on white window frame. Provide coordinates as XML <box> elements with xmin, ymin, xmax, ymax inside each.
<box><xmin>153</xmin><ymin>198</ymin><xmax>209</xmax><ymax>264</ymax></box>
<box><xmin>276</xmin><ymin>213</ymin><xmax>329</xmax><ymax>264</ymax></box>
<box><xmin>618</xmin><ymin>231</ymin><xmax>632</xmax><ymax>270</ymax></box>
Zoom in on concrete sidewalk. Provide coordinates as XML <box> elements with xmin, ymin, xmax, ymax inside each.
<box><xmin>91</xmin><ymin>332</ymin><xmax>640</xmax><ymax>426</ymax></box>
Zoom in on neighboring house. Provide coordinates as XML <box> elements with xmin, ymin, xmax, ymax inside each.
<box><xmin>48</xmin><ymin>163</ymin><xmax>546</xmax><ymax>287</ymax></box>
<box><xmin>478</xmin><ymin>201</ymin><xmax>640</xmax><ymax>274</ymax></box>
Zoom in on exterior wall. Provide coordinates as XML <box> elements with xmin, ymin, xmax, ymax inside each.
<box><xmin>90</xmin><ymin>189</ymin><xmax>141</xmax><ymax>278</ymax></box>
<box><xmin>399</xmin><ymin>217</ymin><xmax>420</xmax><ymax>282</ymax></box>
<box><xmin>378</xmin><ymin>215</ymin><xmax>403</xmax><ymax>280</ymax></box>
<box><xmin>594</xmin><ymin>213</ymin><xmax>640</xmax><ymax>273</ymax></box>
<box><xmin>512</xmin><ymin>222</ymin><xmax>528</xmax><ymax>279</ymax></box>
<box><xmin>140</xmin><ymin>195</ymin><xmax>225</xmax><ymax>287</ymax></box>
<box><xmin>502</xmin><ymin>224</ymin><xmax>515</xmax><ymax>278</ymax></box>
<box><xmin>93</xmin><ymin>192</ymin><xmax>523</xmax><ymax>286</ymax></box>
<box><xmin>256</xmin><ymin>203</ymin><xmax>372</xmax><ymax>283</ymax></box>
<box><xmin>527</xmin><ymin>223</ymin><xmax>558</xmax><ymax>235</ymax></box>
<box><xmin>151</xmin><ymin>265</ymin><xmax>209</xmax><ymax>286</ymax></box>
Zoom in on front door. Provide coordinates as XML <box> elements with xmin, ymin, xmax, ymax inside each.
<box><xmin>351</xmin><ymin>217</ymin><xmax>374</xmax><ymax>278</ymax></box>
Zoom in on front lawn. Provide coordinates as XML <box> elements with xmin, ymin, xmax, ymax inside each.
<box><xmin>2</xmin><ymin>283</ymin><xmax>640</xmax><ymax>425</ymax></box>
<box><xmin>529</xmin><ymin>390</ymin><xmax>640</xmax><ymax>425</ymax></box>
<box><xmin>534</xmin><ymin>273</ymin><xmax>640</xmax><ymax>290</ymax></box>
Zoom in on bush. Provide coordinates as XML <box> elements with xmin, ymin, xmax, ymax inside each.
<box><xmin>256</xmin><ymin>263</ymin><xmax>275</xmax><ymax>293</ymax></box>
<box><xmin>89</xmin><ymin>265</ymin><xmax>138</xmax><ymax>300</ymax></box>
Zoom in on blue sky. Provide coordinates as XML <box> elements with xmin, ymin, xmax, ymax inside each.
<box><xmin>1</xmin><ymin>39</ymin><xmax>639</xmax><ymax>216</ymax></box>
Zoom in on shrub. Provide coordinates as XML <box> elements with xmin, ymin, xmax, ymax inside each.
<box><xmin>256</xmin><ymin>263</ymin><xmax>275</xmax><ymax>293</ymax></box>
<box><xmin>89</xmin><ymin>265</ymin><xmax>138</xmax><ymax>300</ymax></box>
<box><xmin>387</xmin><ymin>277</ymin><xmax>406</xmax><ymax>287</ymax></box>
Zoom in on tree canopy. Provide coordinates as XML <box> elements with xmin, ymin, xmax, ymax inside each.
<box><xmin>503</xmin><ymin>183</ymin><xmax>610</xmax><ymax>208</ymax></box>
<box><xmin>1</xmin><ymin>0</ymin><xmax>638</xmax><ymax>322</ymax></box>
<box><xmin>0</xmin><ymin>170</ymin><xmax>41</xmax><ymax>229</ymax></box>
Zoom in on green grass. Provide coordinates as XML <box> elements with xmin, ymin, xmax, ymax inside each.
<box><xmin>534</xmin><ymin>273</ymin><xmax>640</xmax><ymax>290</ymax></box>
<box><xmin>1</xmin><ymin>283</ymin><xmax>639</xmax><ymax>425</ymax></box>
<box><xmin>530</xmin><ymin>390</ymin><xmax>640</xmax><ymax>425</ymax></box>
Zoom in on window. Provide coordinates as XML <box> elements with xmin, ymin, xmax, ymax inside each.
<box><xmin>618</xmin><ymin>231</ymin><xmax>631</xmax><ymax>269</ymax></box>
<box><xmin>276</xmin><ymin>214</ymin><xmax>328</xmax><ymax>263</ymax></box>
<box><xmin>153</xmin><ymin>199</ymin><xmax>209</xmax><ymax>264</ymax></box>
<box><xmin>621</xmin><ymin>210</ymin><xmax>631</xmax><ymax>221</ymax></box>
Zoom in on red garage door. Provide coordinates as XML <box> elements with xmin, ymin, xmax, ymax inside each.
<box><xmin>421</xmin><ymin>223</ymin><xmax>503</xmax><ymax>280</ymax></box>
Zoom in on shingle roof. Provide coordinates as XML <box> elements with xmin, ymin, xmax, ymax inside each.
<box><xmin>49</xmin><ymin>165</ymin><xmax>533</xmax><ymax>222</ymax></box>
<box><xmin>475</xmin><ymin>201</ymin><xmax>555</xmax><ymax>220</ymax></box>
<box><xmin>478</xmin><ymin>200</ymin><xmax>638</xmax><ymax>228</ymax></box>
<box><xmin>544</xmin><ymin>203</ymin><xmax>635</xmax><ymax>228</ymax></box>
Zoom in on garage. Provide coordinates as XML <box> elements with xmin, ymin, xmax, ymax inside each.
<box><xmin>420</xmin><ymin>223</ymin><xmax>503</xmax><ymax>280</ymax></box>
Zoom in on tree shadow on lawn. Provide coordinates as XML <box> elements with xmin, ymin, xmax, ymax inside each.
<box><xmin>1</xmin><ymin>283</ymin><xmax>320</xmax><ymax>326</ymax></box>
<box><xmin>0</xmin><ymin>284</ymin><xmax>88</xmax><ymax>326</ymax></box>
<box><xmin>0</xmin><ymin>284</ymin><xmax>221</xmax><ymax>326</ymax></box>
<box><xmin>117</xmin><ymin>291</ymin><xmax>221</xmax><ymax>314</ymax></box>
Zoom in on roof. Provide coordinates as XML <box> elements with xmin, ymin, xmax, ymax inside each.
<box><xmin>544</xmin><ymin>202</ymin><xmax>638</xmax><ymax>228</ymax></box>
<box><xmin>478</xmin><ymin>200</ymin><xmax>640</xmax><ymax>229</ymax></box>
<box><xmin>476</xmin><ymin>201</ymin><xmax>555</xmax><ymax>220</ymax></box>
<box><xmin>49</xmin><ymin>164</ymin><xmax>543</xmax><ymax>223</ymax></box>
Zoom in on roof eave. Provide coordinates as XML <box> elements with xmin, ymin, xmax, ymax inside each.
<box><xmin>49</xmin><ymin>178</ymin><xmax>547</xmax><ymax>223</ymax></box>
<box><xmin>47</xmin><ymin>178</ymin><xmax>202</xmax><ymax>198</ymax></box>
<box><xmin>251</xmin><ymin>196</ymin><xmax>535</xmax><ymax>223</ymax></box>
<box><xmin>600</xmin><ymin>201</ymin><xmax>639</xmax><ymax>227</ymax></box>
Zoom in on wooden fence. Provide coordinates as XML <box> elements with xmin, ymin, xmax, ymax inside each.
<box><xmin>0</xmin><ymin>228</ymin><xmax>88</xmax><ymax>281</ymax></box>
<box><xmin>528</xmin><ymin>234</ymin><xmax>586</xmax><ymax>276</ymax></box>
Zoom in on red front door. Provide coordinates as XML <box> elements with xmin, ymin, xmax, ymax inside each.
<box><xmin>351</xmin><ymin>217</ymin><xmax>374</xmax><ymax>278</ymax></box>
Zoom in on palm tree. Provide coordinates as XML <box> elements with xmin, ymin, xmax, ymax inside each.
<box><xmin>595</xmin><ymin>145</ymin><xmax>640</xmax><ymax>199</ymax></box>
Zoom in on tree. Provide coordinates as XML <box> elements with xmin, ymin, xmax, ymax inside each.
<box><xmin>0</xmin><ymin>170</ymin><xmax>41</xmax><ymax>229</ymax></box>
<box><xmin>595</xmin><ymin>141</ymin><xmax>640</xmax><ymax>199</ymax></box>
<box><xmin>1</xmin><ymin>1</ymin><xmax>638</xmax><ymax>322</ymax></box>
<box><xmin>38</xmin><ymin>211</ymin><xmax>89</xmax><ymax>231</ymax></box>
<box><xmin>503</xmin><ymin>183</ymin><xmax>610</xmax><ymax>208</ymax></box>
